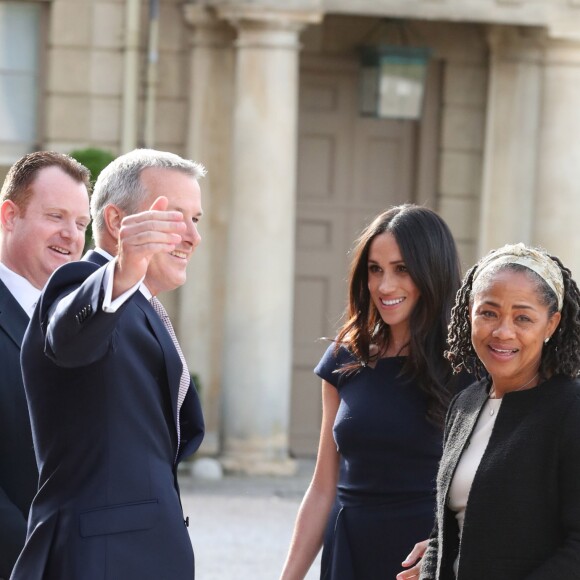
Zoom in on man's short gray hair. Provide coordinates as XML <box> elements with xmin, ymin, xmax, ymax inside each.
<box><xmin>90</xmin><ymin>149</ymin><xmax>206</xmax><ymax>242</ymax></box>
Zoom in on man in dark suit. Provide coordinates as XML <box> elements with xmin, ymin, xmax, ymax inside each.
<box><xmin>0</xmin><ymin>151</ymin><xmax>90</xmax><ymax>579</ymax></box>
<box><xmin>12</xmin><ymin>149</ymin><xmax>206</xmax><ymax>580</ymax></box>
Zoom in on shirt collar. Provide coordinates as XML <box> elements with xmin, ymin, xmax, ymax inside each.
<box><xmin>140</xmin><ymin>284</ymin><xmax>153</xmax><ymax>301</ymax></box>
<box><xmin>0</xmin><ymin>262</ymin><xmax>41</xmax><ymax>318</ymax></box>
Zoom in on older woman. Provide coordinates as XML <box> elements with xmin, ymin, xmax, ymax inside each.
<box><xmin>418</xmin><ymin>243</ymin><xmax>580</xmax><ymax>580</ymax></box>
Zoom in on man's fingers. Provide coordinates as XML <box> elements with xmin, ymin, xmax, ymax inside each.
<box><xmin>125</xmin><ymin>240</ymin><xmax>180</xmax><ymax>255</ymax></box>
<box><xmin>123</xmin><ymin>210</ymin><xmax>185</xmax><ymax>226</ymax></box>
<box><xmin>120</xmin><ymin>229</ymin><xmax>182</xmax><ymax>248</ymax></box>
<box><xmin>149</xmin><ymin>196</ymin><xmax>169</xmax><ymax>212</ymax></box>
<box><xmin>120</xmin><ymin>217</ymin><xmax>186</xmax><ymax>238</ymax></box>
<box><xmin>116</xmin><ymin>198</ymin><xmax>185</xmax><ymax>278</ymax></box>
<box><xmin>124</xmin><ymin>196</ymin><xmax>184</xmax><ymax>226</ymax></box>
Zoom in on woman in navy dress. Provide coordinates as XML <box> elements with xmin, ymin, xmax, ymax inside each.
<box><xmin>281</xmin><ymin>205</ymin><xmax>466</xmax><ymax>580</ymax></box>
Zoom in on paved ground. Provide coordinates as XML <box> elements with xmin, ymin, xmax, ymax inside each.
<box><xmin>179</xmin><ymin>460</ymin><xmax>321</xmax><ymax>580</ymax></box>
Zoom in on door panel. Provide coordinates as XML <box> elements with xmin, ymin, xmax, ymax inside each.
<box><xmin>353</xmin><ymin>118</ymin><xmax>416</xmax><ymax>207</ymax></box>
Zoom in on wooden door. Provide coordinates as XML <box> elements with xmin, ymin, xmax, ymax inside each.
<box><xmin>290</xmin><ymin>58</ymin><xmax>418</xmax><ymax>456</ymax></box>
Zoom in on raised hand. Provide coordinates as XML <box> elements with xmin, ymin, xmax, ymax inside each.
<box><xmin>112</xmin><ymin>196</ymin><xmax>185</xmax><ymax>298</ymax></box>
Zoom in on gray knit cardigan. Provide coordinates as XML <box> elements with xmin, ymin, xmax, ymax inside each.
<box><xmin>420</xmin><ymin>375</ymin><xmax>580</xmax><ymax>580</ymax></box>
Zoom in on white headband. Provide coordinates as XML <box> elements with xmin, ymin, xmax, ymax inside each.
<box><xmin>473</xmin><ymin>243</ymin><xmax>564</xmax><ymax>312</ymax></box>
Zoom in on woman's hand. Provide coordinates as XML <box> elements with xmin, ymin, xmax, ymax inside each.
<box><xmin>396</xmin><ymin>539</ymin><xmax>429</xmax><ymax>579</ymax></box>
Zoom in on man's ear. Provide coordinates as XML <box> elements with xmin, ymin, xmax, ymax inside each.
<box><xmin>102</xmin><ymin>204</ymin><xmax>125</xmax><ymax>240</ymax></box>
<box><xmin>0</xmin><ymin>200</ymin><xmax>20</xmax><ymax>231</ymax></box>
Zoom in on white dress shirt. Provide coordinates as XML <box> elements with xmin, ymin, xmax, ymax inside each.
<box><xmin>0</xmin><ymin>262</ymin><xmax>41</xmax><ymax>317</ymax></box>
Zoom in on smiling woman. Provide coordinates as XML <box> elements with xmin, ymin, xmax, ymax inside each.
<box><xmin>367</xmin><ymin>231</ymin><xmax>422</xmax><ymax>348</ymax></box>
<box><xmin>469</xmin><ymin>265</ymin><xmax>561</xmax><ymax>398</ymax></box>
<box><xmin>281</xmin><ymin>204</ymin><xmax>470</xmax><ymax>580</ymax></box>
<box><xmin>418</xmin><ymin>243</ymin><xmax>580</xmax><ymax>580</ymax></box>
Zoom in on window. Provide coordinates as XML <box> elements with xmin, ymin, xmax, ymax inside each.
<box><xmin>0</xmin><ymin>2</ymin><xmax>41</xmax><ymax>164</ymax></box>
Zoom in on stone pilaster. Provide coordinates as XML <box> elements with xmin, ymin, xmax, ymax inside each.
<box><xmin>480</xmin><ymin>26</ymin><xmax>580</xmax><ymax>276</ymax></box>
<box><xmin>478</xmin><ymin>26</ymin><xmax>545</xmax><ymax>254</ymax></box>
<box><xmin>533</xmin><ymin>35</ymin><xmax>580</xmax><ymax>276</ymax></box>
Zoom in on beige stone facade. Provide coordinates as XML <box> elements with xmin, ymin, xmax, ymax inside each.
<box><xmin>2</xmin><ymin>0</ymin><xmax>580</xmax><ymax>470</ymax></box>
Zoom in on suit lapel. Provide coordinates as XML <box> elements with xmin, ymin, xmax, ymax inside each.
<box><xmin>0</xmin><ymin>279</ymin><xmax>29</xmax><ymax>349</ymax></box>
<box><xmin>135</xmin><ymin>292</ymin><xmax>182</xmax><ymax>436</ymax></box>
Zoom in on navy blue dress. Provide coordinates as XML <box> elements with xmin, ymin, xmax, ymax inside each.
<box><xmin>315</xmin><ymin>343</ymin><xmax>447</xmax><ymax>580</ymax></box>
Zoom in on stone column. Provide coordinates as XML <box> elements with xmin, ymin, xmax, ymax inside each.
<box><xmin>218</xmin><ymin>7</ymin><xmax>320</xmax><ymax>474</ymax></box>
<box><xmin>180</xmin><ymin>6</ymin><xmax>235</xmax><ymax>455</ymax></box>
<box><xmin>478</xmin><ymin>26</ymin><xmax>544</xmax><ymax>255</ymax></box>
<box><xmin>533</xmin><ymin>34</ymin><xmax>580</xmax><ymax>276</ymax></box>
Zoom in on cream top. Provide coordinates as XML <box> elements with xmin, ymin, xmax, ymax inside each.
<box><xmin>448</xmin><ymin>396</ymin><xmax>502</xmax><ymax>576</ymax></box>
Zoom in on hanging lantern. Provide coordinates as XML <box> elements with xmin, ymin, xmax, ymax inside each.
<box><xmin>359</xmin><ymin>45</ymin><xmax>431</xmax><ymax>120</ymax></box>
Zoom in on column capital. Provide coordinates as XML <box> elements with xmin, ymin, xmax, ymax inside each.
<box><xmin>183</xmin><ymin>5</ymin><xmax>235</xmax><ymax>48</ymax></box>
<box><xmin>216</xmin><ymin>3</ymin><xmax>322</xmax><ymax>33</ymax></box>
<box><xmin>216</xmin><ymin>5</ymin><xmax>322</xmax><ymax>50</ymax></box>
<box><xmin>548</xmin><ymin>8</ymin><xmax>580</xmax><ymax>44</ymax></box>
<box><xmin>486</xmin><ymin>25</ymin><xmax>547</xmax><ymax>59</ymax></box>
<box><xmin>487</xmin><ymin>24</ymin><xmax>580</xmax><ymax>64</ymax></box>
<box><xmin>486</xmin><ymin>25</ymin><xmax>546</xmax><ymax>62</ymax></box>
<box><xmin>542</xmin><ymin>31</ymin><xmax>580</xmax><ymax>64</ymax></box>
<box><xmin>183</xmin><ymin>4</ymin><xmax>215</xmax><ymax>28</ymax></box>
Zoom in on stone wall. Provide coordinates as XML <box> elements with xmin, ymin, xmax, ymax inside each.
<box><xmin>45</xmin><ymin>0</ymin><xmax>125</xmax><ymax>153</ymax></box>
<box><xmin>44</xmin><ymin>0</ymin><xmax>192</xmax><ymax>157</ymax></box>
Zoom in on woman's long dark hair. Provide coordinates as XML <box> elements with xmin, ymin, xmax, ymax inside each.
<box><xmin>335</xmin><ymin>204</ymin><xmax>462</xmax><ymax>427</ymax></box>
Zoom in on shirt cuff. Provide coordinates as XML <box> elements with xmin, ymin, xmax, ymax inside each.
<box><xmin>102</xmin><ymin>258</ymin><xmax>144</xmax><ymax>313</ymax></box>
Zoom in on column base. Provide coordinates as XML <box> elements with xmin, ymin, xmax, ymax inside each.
<box><xmin>197</xmin><ymin>430</ymin><xmax>220</xmax><ymax>456</ymax></box>
<box><xmin>219</xmin><ymin>454</ymin><xmax>297</xmax><ymax>476</ymax></box>
<box><xmin>220</xmin><ymin>435</ymin><xmax>298</xmax><ymax>476</ymax></box>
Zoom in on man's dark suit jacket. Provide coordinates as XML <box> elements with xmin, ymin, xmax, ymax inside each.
<box><xmin>0</xmin><ymin>280</ymin><xmax>38</xmax><ymax>579</ymax></box>
<box><xmin>420</xmin><ymin>375</ymin><xmax>580</xmax><ymax>580</ymax></box>
<box><xmin>11</xmin><ymin>250</ymin><xmax>204</xmax><ymax>580</ymax></box>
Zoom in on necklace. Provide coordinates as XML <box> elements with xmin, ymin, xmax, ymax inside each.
<box><xmin>488</xmin><ymin>372</ymin><xmax>539</xmax><ymax>416</ymax></box>
<box><xmin>394</xmin><ymin>341</ymin><xmax>410</xmax><ymax>357</ymax></box>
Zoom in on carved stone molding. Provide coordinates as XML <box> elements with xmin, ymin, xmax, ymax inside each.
<box><xmin>216</xmin><ymin>3</ymin><xmax>322</xmax><ymax>31</ymax></box>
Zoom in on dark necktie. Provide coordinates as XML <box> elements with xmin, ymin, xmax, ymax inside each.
<box><xmin>149</xmin><ymin>296</ymin><xmax>190</xmax><ymax>452</ymax></box>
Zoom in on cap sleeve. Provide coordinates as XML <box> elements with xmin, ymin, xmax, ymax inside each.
<box><xmin>314</xmin><ymin>341</ymin><xmax>357</xmax><ymax>388</ymax></box>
